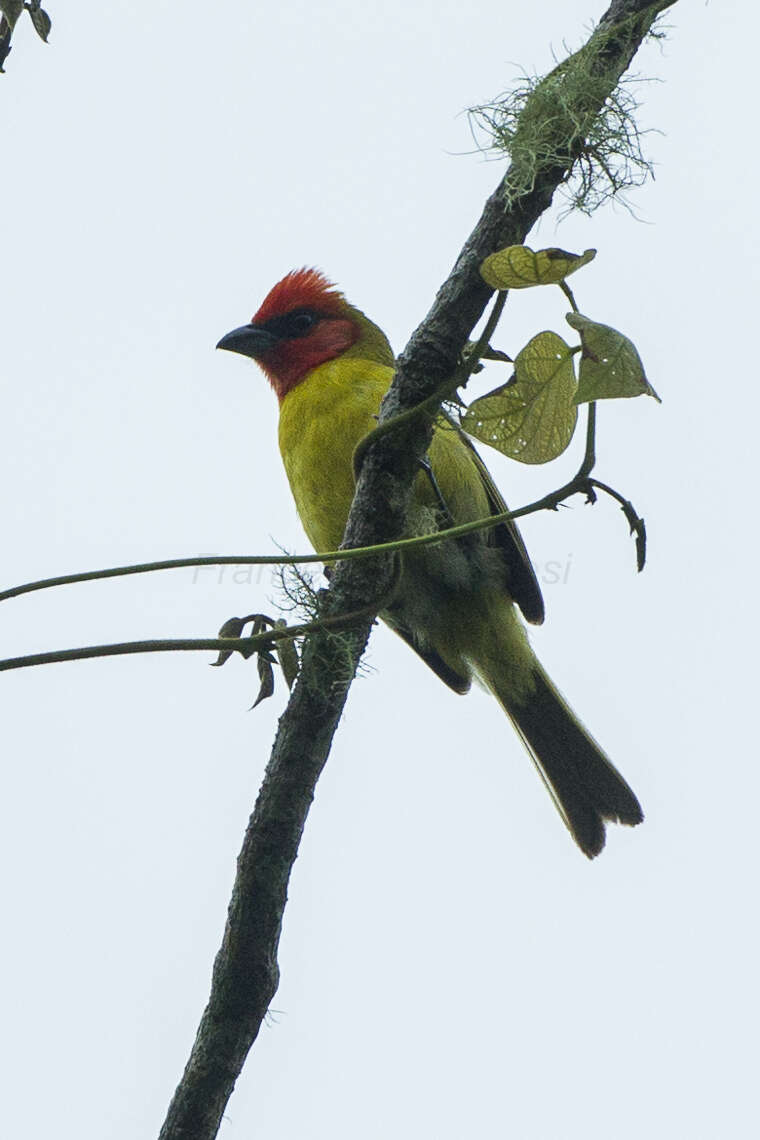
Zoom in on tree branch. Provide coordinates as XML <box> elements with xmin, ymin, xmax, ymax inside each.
<box><xmin>158</xmin><ymin>4</ymin><xmax>675</xmax><ymax>1137</ymax></box>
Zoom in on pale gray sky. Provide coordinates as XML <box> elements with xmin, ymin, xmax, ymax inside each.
<box><xmin>2</xmin><ymin>3</ymin><xmax>756</xmax><ymax>1138</ymax></box>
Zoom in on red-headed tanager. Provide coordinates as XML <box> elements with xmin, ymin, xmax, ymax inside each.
<box><xmin>217</xmin><ymin>269</ymin><xmax>643</xmax><ymax>857</ymax></box>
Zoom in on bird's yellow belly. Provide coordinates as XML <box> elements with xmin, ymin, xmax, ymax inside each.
<box><xmin>276</xmin><ymin>354</ymin><xmax>532</xmax><ymax>691</ymax></box>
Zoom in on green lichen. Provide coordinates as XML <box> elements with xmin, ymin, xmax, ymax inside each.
<box><xmin>469</xmin><ymin>16</ymin><xmax>664</xmax><ymax>216</ymax></box>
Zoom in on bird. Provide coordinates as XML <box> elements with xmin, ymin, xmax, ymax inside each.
<box><xmin>217</xmin><ymin>268</ymin><xmax>643</xmax><ymax>857</ymax></box>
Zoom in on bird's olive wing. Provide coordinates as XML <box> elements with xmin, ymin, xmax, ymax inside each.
<box><xmin>454</xmin><ymin>425</ymin><xmax>545</xmax><ymax>626</ymax></box>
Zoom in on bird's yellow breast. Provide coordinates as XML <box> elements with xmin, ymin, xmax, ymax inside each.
<box><xmin>278</xmin><ymin>358</ymin><xmax>391</xmax><ymax>552</ymax></box>
<box><xmin>278</xmin><ymin>356</ymin><xmax>494</xmax><ymax>558</ymax></box>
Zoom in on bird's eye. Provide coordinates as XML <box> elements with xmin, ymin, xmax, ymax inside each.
<box><xmin>290</xmin><ymin>311</ymin><xmax>317</xmax><ymax>335</ymax></box>
<box><xmin>260</xmin><ymin>309</ymin><xmax>320</xmax><ymax>340</ymax></box>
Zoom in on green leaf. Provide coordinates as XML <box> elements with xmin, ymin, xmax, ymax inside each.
<box><xmin>480</xmin><ymin>245</ymin><xmax>596</xmax><ymax>290</ymax></box>
<box><xmin>566</xmin><ymin>313</ymin><xmax>661</xmax><ymax>404</ymax></box>
<box><xmin>0</xmin><ymin>24</ymin><xmax>11</xmax><ymax>73</ymax></box>
<box><xmin>251</xmin><ymin>654</ymin><xmax>275</xmax><ymax>708</ymax></box>
<box><xmin>211</xmin><ymin>615</ymin><xmax>250</xmax><ymax>666</ymax></box>
<box><xmin>28</xmin><ymin>5</ymin><xmax>51</xmax><ymax>42</ymax></box>
<box><xmin>274</xmin><ymin>619</ymin><xmax>299</xmax><ymax>689</ymax></box>
<box><xmin>462</xmin><ymin>331</ymin><xmax>578</xmax><ymax>464</ymax></box>
<box><xmin>0</xmin><ymin>1</ymin><xmax>24</xmax><ymax>31</ymax></box>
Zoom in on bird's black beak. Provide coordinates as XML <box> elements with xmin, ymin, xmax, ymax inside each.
<box><xmin>216</xmin><ymin>324</ymin><xmax>278</xmax><ymax>359</ymax></box>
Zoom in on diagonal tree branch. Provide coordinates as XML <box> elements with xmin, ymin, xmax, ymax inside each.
<box><xmin>158</xmin><ymin>3</ymin><xmax>677</xmax><ymax>1137</ymax></box>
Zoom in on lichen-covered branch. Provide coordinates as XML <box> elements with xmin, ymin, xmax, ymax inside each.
<box><xmin>158</xmin><ymin>3</ymin><xmax>677</xmax><ymax>1137</ymax></box>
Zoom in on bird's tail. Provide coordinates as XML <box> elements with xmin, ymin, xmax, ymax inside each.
<box><xmin>486</xmin><ymin>659</ymin><xmax>643</xmax><ymax>858</ymax></box>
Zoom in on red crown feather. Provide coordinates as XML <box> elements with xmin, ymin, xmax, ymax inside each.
<box><xmin>253</xmin><ymin>268</ymin><xmax>347</xmax><ymax>324</ymax></box>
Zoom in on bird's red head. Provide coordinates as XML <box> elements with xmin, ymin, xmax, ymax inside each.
<box><xmin>217</xmin><ymin>268</ymin><xmax>360</xmax><ymax>401</ymax></box>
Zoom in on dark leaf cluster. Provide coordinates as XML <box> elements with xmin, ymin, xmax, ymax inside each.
<box><xmin>212</xmin><ymin>613</ymin><xmax>300</xmax><ymax>707</ymax></box>
<box><xmin>0</xmin><ymin>0</ymin><xmax>51</xmax><ymax>72</ymax></box>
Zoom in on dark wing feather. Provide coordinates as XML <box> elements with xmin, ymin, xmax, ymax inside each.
<box><xmin>455</xmin><ymin>425</ymin><xmax>545</xmax><ymax>625</ymax></box>
<box><xmin>383</xmin><ymin>614</ymin><xmax>471</xmax><ymax>693</ymax></box>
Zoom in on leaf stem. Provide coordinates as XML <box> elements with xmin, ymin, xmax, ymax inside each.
<box><xmin>0</xmin><ymin>595</ymin><xmax>386</xmax><ymax>675</ymax></box>
<box><xmin>578</xmin><ymin>402</ymin><xmax>597</xmax><ymax>477</ymax></box>
<box><xmin>0</xmin><ymin>293</ymin><xmax>514</xmax><ymax>609</ymax></box>
<box><xmin>559</xmin><ymin>279</ymin><xmax>580</xmax><ymax>312</ymax></box>
<box><xmin>0</xmin><ymin>457</ymin><xmax>647</xmax><ymax>675</ymax></box>
<box><xmin>0</xmin><ymin>400</ymin><xmax>628</xmax><ymax>609</ymax></box>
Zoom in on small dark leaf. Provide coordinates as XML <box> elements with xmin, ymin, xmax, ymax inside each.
<box><xmin>251</xmin><ymin>656</ymin><xmax>275</xmax><ymax>708</ymax></box>
<box><xmin>617</xmin><ymin>504</ymin><xmax>647</xmax><ymax>572</ymax></box>
<box><xmin>589</xmin><ymin>483</ymin><xmax>647</xmax><ymax>572</ymax></box>
<box><xmin>0</xmin><ymin>1</ymin><xmax>24</xmax><ymax>30</ymax></box>
<box><xmin>633</xmin><ymin>517</ymin><xmax>646</xmax><ymax>572</ymax></box>
<box><xmin>480</xmin><ymin>346</ymin><xmax>513</xmax><ymax>363</ymax></box>
<box><xmin>211</xmin><ymin>611</ymin><xmax>297</xmax><ymax>700</ymax></box>
<box><xmin>462</xmin><ymin>341</ymin><xmax>512</xmax><ymax>374</ymax></box>
<box><xmin>274</xmin><ymin>619</ymin><xmax>299</xmax><ymax>689</ymax></box>
<box><xmin>211</xmin><ymin>615</ymin><xmax>258</xmax><ymax>666</ymax></box>
<box><xmin>28</xmin><ymin>4</ymin><xmax>51</xmax><ymax>41</ymax></box>
<box><xmin>0</xmin><ymin>21</ymin><xmax>11</xmax><ymax>72</ymax></box>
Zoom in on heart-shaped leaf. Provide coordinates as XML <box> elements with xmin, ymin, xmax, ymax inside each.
<box><xmin>566</xmin><ymin>313</ymin><xmax>660</xmax><ymax>403</ymax></box>
<box><xmin>462</xmin><ymin>331</ymin><xmax>578</xmax><ymax>464</ymax></box>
